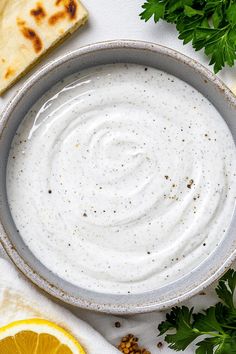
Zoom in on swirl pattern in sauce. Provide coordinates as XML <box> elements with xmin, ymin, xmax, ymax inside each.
<box><xmin>7</xmin><ymin>64</ymin><xmax>236</xmax><ymax>294</ymax></box>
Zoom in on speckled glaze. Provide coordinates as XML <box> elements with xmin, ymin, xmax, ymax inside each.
<box><xmin>0</xmin><ymin>41</ymin><xmax>236</xmax><ymax>313</ymax></box>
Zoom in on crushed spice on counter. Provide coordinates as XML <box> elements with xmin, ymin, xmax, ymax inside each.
<box><xmin>118</xmin><ymin>334</ymin><xmax>151</xmax><ymax>354</ymax></box>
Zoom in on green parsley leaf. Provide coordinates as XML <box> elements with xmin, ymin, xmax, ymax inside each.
<box><xmin>140</xmin><ymin>0</ymin><xmax>236</xmax><ymax>72</ymax></box>
<box><xmin>177</xmin><ymin>16</ymin><xmax>208</xmax><ymax>45</ymax></box>
<box><xmin>226</xmin><ymin>3</ymin><xmax>236</xmax><ymax>27</ymax></box>
<box><xmin>184</xmin><ymin>5</ymin><xmax>204</xmax><ymax>17</ymax></box>
<box><xmin>214</xmin><ymin>302</ymin><xmax>236</xmax><ymax>330</ymax></box>
<box><xmin>212</xmin><ymin>5</ymin><xmax>223</xmax><ymax>28</ymax></box>
<box><xmin>196</xmin><ymin>337</ymin><xmax>219</xmax><ymax>354</ymax></box>
<box><xmin>193</xmin><ymin>307</ymin><xmax>224</xmax><ymax>333</ymax></box>
<box><xmin>216</xmin><ymin>269</ymin><xmax>236</xmax><ymax>309</ymax></box>
<box><xmin>157</xmin><ymin>269</ymin><xmax>236</xmax><ymax>353</ymax></box>
<box><xmin>140</xmin><ymin>0</ymin><xmax>165</xmax><ymax>22</ymax></box>
<box><xmin>159</xmin><ymin>307</ymin><xmax>201</xmax><ymax>350</ymax></box>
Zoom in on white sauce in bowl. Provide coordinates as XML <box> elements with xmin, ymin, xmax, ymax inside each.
<box><xmin>7</xmin><ymin>64</ymin><xmax>236</xmax><ymax>294</ymax></box>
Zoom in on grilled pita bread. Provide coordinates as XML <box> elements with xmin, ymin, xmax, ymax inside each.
<box><xmin>0</xmin><ymin>0</ymin><xmax>88</xmax><ymax>95</ymax></box>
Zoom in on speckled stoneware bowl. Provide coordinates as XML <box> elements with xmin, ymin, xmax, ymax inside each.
<box><xmin>0</xmin><ymin>40</ymin><xmax>236</xmax><ymax>314</ymax></box>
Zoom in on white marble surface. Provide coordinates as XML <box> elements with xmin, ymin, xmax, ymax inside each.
<box><xmin>0</xmin><ymin>1</ymin><xmax>236</xmax><ymax>353</ymax></box>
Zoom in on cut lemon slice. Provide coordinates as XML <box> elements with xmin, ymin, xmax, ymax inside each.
<box><xmin>0</xmin><ymin>318</ymin><xmax>86</xmax><ymax>353</ymax></box>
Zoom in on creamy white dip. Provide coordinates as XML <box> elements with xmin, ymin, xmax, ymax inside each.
<box><xmin>7</xmin><ymin>64</ymin><xmax>236</xmax><ymax>294</ymax></box>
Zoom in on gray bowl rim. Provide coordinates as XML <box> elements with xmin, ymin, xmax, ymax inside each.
<box><xmin>1</xmin><ymin>39</ymin><xmax>236</xmax><ymax>314</ymax></box>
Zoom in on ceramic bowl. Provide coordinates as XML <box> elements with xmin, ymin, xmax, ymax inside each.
<box><xmin>0</xmin><ymin>40</ymin><xmax>236</xmax><ymax>314</ymax></box>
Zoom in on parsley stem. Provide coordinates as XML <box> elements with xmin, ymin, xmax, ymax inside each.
<box><xmin>194</xmin><ymin>330</ymin><xmax>226</xmax><ymax>338</ymax></box>
<box><xmin>222</xmin><ymin>324</ymin><xmax>236</xmax><ymax>330</ymax></box>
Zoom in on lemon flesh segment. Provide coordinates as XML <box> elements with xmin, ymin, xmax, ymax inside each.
<box><xmin>57</xmin><ymin>345</ymin><xmax>74</xmax><ymax>354</ymax></box>
<box><xmin>0</xmin><ymin>319</ymin><xmax>85</xmax><ymax>354</ymax></box>
<box><xmin>0</xmin><ymin>336</ymin><xmax>20</xmax><ymax>353</ymax></box>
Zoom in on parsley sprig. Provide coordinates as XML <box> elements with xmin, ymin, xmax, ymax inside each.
<box><xmin>158</xmin><ymin>269</ymin><xmax>236</xmax><ymax>353</ymax></box>
<box><xmin>140</xmin><ymin>0</ymin><xmax>236</xmax><ymax>73</ymax></box>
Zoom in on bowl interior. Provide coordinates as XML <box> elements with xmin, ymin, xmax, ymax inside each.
<box><xmin>0</xmin><ymin>41</ymin><xmax>236</xmax><ymax>314</ymax></box>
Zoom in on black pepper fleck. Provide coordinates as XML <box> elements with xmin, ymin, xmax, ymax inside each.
<box><xmin>187</xmin><ymin>179</ymin><xmax>194</xmax><ymax>189</ymax></box>
<box><xmin>115</xmin><ymin>321</ymin><xmax>121</xmax><ymax>328</ymax></box>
